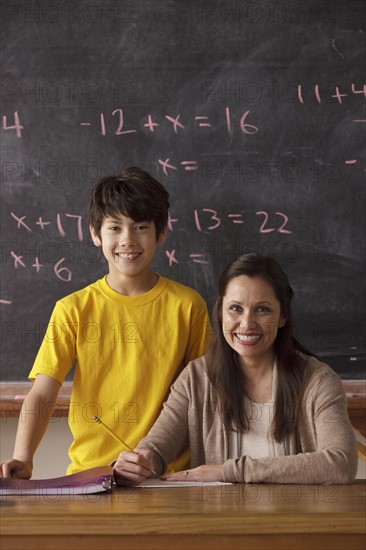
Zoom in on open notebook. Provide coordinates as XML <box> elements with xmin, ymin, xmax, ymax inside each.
<box><xmin>0</xmin><ymin>466</ymin><xmax>114</xmax><ymax>496</ymax></box>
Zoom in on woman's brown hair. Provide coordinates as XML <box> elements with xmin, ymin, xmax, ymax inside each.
<box><xmin>206</xmin><ymin>253</ymin><xmax>316</xmax><ymax>441</ymax></box>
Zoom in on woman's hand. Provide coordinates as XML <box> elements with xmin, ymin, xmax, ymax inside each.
<box><xmin>161</xmin><ymin>464</ymin><xmax>224</xmax><ymax>482</ymax></box>
<box><xmin>113</xmin><ymin>448</ymin><xmax>156</xmax><ymax>486</ymax></box>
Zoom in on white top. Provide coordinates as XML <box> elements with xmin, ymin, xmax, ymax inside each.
<box><xmin>228</xmin><ymin>362</ymin><xmax>294</xmax><ymax>459</ymax></box>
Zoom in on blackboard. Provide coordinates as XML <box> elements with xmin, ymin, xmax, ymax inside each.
<box><xmin>1</xmin><ymin>0</ymin><xmax>365</xmax><ymax>380</ymax></box>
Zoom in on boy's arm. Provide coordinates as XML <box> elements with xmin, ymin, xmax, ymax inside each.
<box><xmin>0</xmin><ymin>374</ymin><xmax>61</xmax><ymax>479</ymax></box>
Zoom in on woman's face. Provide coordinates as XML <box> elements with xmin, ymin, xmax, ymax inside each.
<box><xmin>221</xmin><ymin>275</ymin><xmax>286</xmax><ymax>368</ymax></box>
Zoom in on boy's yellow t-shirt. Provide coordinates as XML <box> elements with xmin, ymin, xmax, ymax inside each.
<box><xmin>29</xmin><ymin>275</ymin><xmax>210</xmax><ymax>474</ymax></box>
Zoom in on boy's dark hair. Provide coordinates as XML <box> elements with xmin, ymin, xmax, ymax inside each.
<box><xmin>88</xmin><ymin>166</ymin><xmax>170</xmax><ymax>239</ymax></box>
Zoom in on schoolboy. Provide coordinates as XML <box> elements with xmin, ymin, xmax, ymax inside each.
<box><xmin>0</xmin><ymin>166</ymin><xmax>210</xmax><ymax>479</ymax></box>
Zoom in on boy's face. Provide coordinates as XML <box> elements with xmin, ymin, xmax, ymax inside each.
<box><xmin>90</xmin><ymin>213</ymin><xmax>166</xmax><ymax>286</ymax></box>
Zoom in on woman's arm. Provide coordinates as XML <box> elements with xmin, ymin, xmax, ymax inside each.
<box><xmin>223</xmin><ymin>368</ymin><xmax>358</xmax><ymax>484</ymax></box>
<box><xmin>114</xmin><ymin>366</ymin><xmax>193</xmax><ymax>484</ymax></box>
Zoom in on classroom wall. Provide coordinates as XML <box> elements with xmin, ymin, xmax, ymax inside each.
<box><xmin>1</xmin><ymin>417</ymin><xmax>72</xmax><ymax>478</ymax></box>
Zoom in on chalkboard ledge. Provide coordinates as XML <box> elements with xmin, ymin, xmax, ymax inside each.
<box><xmin>0</xmin><ymin>382</ymin><xmax>72</xmax><ymax>418</ymax></box>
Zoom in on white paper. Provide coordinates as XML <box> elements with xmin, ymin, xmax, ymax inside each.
<box><xmin>136</xmin><ymin>478</ymin><xmax>232</xmax><ymax>488</ymax></box>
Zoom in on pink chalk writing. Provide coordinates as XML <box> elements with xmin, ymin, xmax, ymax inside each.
<box><xmin>112</xmin><ymin>109</ymin><xmax>137</xmax><ymax>135</ymax></box>
<box><xmin>11</xmin><ymin>212</ymin><xmax>84</xmax><ymax>240</ymax></box>
<box><xmin>194</xmin><ymin>209</ymin><xmax>221</xmax><ymax>232</ymax></box>
<box><xmin>165</xmin><ymin>114</ymin><xmax>185</xmax><ymax>134</ymax></box>
<box><xmin>54</xmin><ymin>258</ymin><xmax>72</xmax><ymax>282</ymax></box>
<box><xmin>296</xmin><ymin>83</ymin><xmax>365</xmax><ymax>104</ymax></box>
<box><xmin>32</xmin><ymin>257</ymin><xmax>44</xmax><ymax>273</ymax></box>
<box><xmin>225</xmin><ymin>107</ymin><xmax>232</xmax><ymax>134</ymax></box>
<box><xmin>100</xmin><ymin>113</ymin><xmax>106</xmax><ymax>135</ymax></box>
<box><xmin>79</xmin><ymin>107</ymin><xmax>259</xmax><ymax>138</ymax></box>
<box><xmin>144</xmin><ymin>115</ymin><xmax>159</xmax><ymax>132</ymax></box>
<box><xmin>158</xmin><ymin>158</ymin><xmax>178</xmax><ymax>176</ymax></box>
<box><xmin>56</xmin><ymin>213</ymin><xmax>66</xmax><ymax>237</ymax></box>
<box><xmin>193</xmin><ymin>209</ymin><xmax>291</xmax><ymax>234</ymax></box>
<box><xmin>351</xmin><ymin>83</ymin><xmax>366</xmax><ymax>97</ymax></box>
<box><xmin>81</xmin><ymin>109</ymin><xmax>137</xmax><ymax>136</ymax></box>
<box><xmin>65</xmin><ymin>214</ymin><xmax>83</xmax><ymax>241</ymax></box>
<box><xmin>1</xmin><ymin>111</ymin><xmax>23</xmax><ymax>138</ymax></box>
<box><xmin>36</xmin><ymin>217</ymin><xmax>51</xmax><ymax>229</ymax></box>
<box><xmin>314</xmin><ymin>84</ymin><xmax>321</xmax><ymax>104</ymax></box>
<box><xmin>6</xmin><ymin>205</ymin><xmax>294</xmax><ymax>284</ymax></box>
<box><xmin>297</xmin><ymin>85</ymin><xmax>304</xmax><ymax>104</ymax></box>
<box><xmin>195</xmin><ymin>116</ymin><xmax>212</xmax><ymax>128</ymax></box>
<box><xmin>10</xmin><ymin>251</ymin><xmax>26</xmax><ymax>269</ymax></box>
<box><xmin>0</xmin><ymin>299</ymin><xmax>12</xmax><ymax>305</ymax></box>
<box><xmin>256</xmin><ymin>211</ymin><xmax>292</xmax><ymax>234</ymax></box>
<box><xmin>181</xmin><ymin>161</ymin><xmax>198</xmax><ymax>171</ymax></box>
<box><xmin>166</xmin><ymin>249</ymin><xmax>178</xmax><ymax>266</ymax></box>
<box><xmin>240</xmin><ymin>110</ymin><xmax>259</xmax><ymax>134</ymax></box>
<box><xmin>189</xmin><ymin>254</ymin><xmax>209</xmax><ymax>265</ymax></box>
<box><xmin>228</xmin><ymin>214</ymin><xmax>244</xmax><ymax>224</ymax></box>
<box><xmin>331</xmin><ymin>86</ymin><xmax>348</xmax><ymax>104</ymax></box>
<box><xmin>167</xmin><ymin>214</ymin><xmax>178</xmax><ymax>231</ymax></box>
<box><xmin>158</xmin><ymin>158</ymin><xmax>199</xmax><ymax>175</ymax></box>
<box><xmin>9</xmin><ymin>250</ymin><xmax>72</xmax><ymax>281</ymax></box>
<box><xmin>11</xmin><ymin>212</ymin><xmax>32</xmax><ymax>232</ymax></box>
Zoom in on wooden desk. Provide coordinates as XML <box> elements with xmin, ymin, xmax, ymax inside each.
<box><xmin>1</xmin><ymin>482</ymin><xmax>365</xmax><ymax>550</ymax></box>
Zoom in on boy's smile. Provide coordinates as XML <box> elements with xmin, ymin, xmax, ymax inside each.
<box><xmin>90</xmin><ymin>213</ymin><xmax>167</xmax><ymax>294</ymax></box>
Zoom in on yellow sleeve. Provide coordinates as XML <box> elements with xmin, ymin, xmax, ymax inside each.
<box><xmin>184</xmin><ymin>296</ymin><xmax>212</xmax><ymax>364</ymax></box>
<box><xmin>28</xmin><ymin>301</ymin><xmax>76</xmax><ymax>384</ymax></box>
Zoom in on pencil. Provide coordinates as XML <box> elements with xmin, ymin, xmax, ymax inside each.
<box><xmin>92</xmin><ymin>415</ymin><xmax>157</xmax><ymax>476</ymax></box>
<box><xmin>93</xmin><ymin>415</ymin><xmax>135</xmax><ymax>451</ymax></box>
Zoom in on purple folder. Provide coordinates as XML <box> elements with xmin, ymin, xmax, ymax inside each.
<box><xmin>0</xmin><ymin>466</ymin><xmax>114</xmax><ymax>495</ymax></box>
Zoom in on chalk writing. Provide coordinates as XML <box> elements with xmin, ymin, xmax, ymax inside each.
<box><xmin>296</xmin><ymin>83</ymin><xmax>366</xmax><ymax>104</ymax></box>
<box><xmin>1</xmin><ymin>111</ymin><xmax>23</xmax><ymax>138</ymax></box>
<box><xmin>11</xmin><ymin>213</ymin><xmax>32</xmax><ymax>232</ymax></box>
<box><xmin>194</xmin><ymin>209</ymin><xmax>222</xmax><ymax>232</ymax></box>
<box><xmin>158</xmin><ymin>158</ymin><xmax>177</xmax><ymax>175</ymax></box>
<box><xmin>165</xmin><ymin>249</ymin><xmax>178</xmax><ymax>266</ymax></box>
<box><xmin>11</xmin><ymin>212</ymin><xmax>84</xmax><ymax>241</ymax></box>
<box><xmin>5</xmin><ymin>206</ymin><xmax>293</xmax><ymax>289</ymax></box>
<box><xmin>80</xmin><ymin>107</ymin><xmax>259</xmax><ymax>137</ymax></box>
<box><xmin>10</xmin><ymin>251</ymin><xmax>26</xmax><ymax>269</ymax></box>
<box><xmin>54</xmin><ymin>259</ymin><xmax>72</xmax><ymax>281</ymax></box>
<box><xmin>193</xmin><ymin>209</ymin><xmax>292</xmax><ymax>234</ymax></box>
<box><xmin>256</xmin><ymin>211</ymin><xmax>292</xmax><ymax>234</ymax></box>
<box><xmin>190</xmin><ymin>254</ymin><xmax>209</xmax><ymax>265</ymax></box>
<box><xmin>32</xmin><ymin>257</ymin><xmax>44</xmax><ymax>273</ymax></box>
<box><xmin>159</xmin><ymin>158</ymin><xmax>199</xmax><ymax>175</ymax></box>
<box><xmin>167</xmin><ymin>214</ymin><xmax>178</xmax><ymax>230</ymax></box>
<box><xmin>228</xmin><ymin>214</ymin><xmax>244</xmax><ymax>224</ymax></box>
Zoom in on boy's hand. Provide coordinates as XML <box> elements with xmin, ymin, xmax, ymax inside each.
<box><xmin>113</xmin><ymin>448</ymin><xmax>155</xmax><ymax>486</ymax></box>
<box><xmin>0</xmin><ymin>459</ymin><xmax>32</xmax><ymax>479</ymax></box>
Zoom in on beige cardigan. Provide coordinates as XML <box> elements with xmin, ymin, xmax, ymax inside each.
<box><xmin>139</xmin><ymin>355</ymin><xmax>358</xmax><ymax>484</ymax></box>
